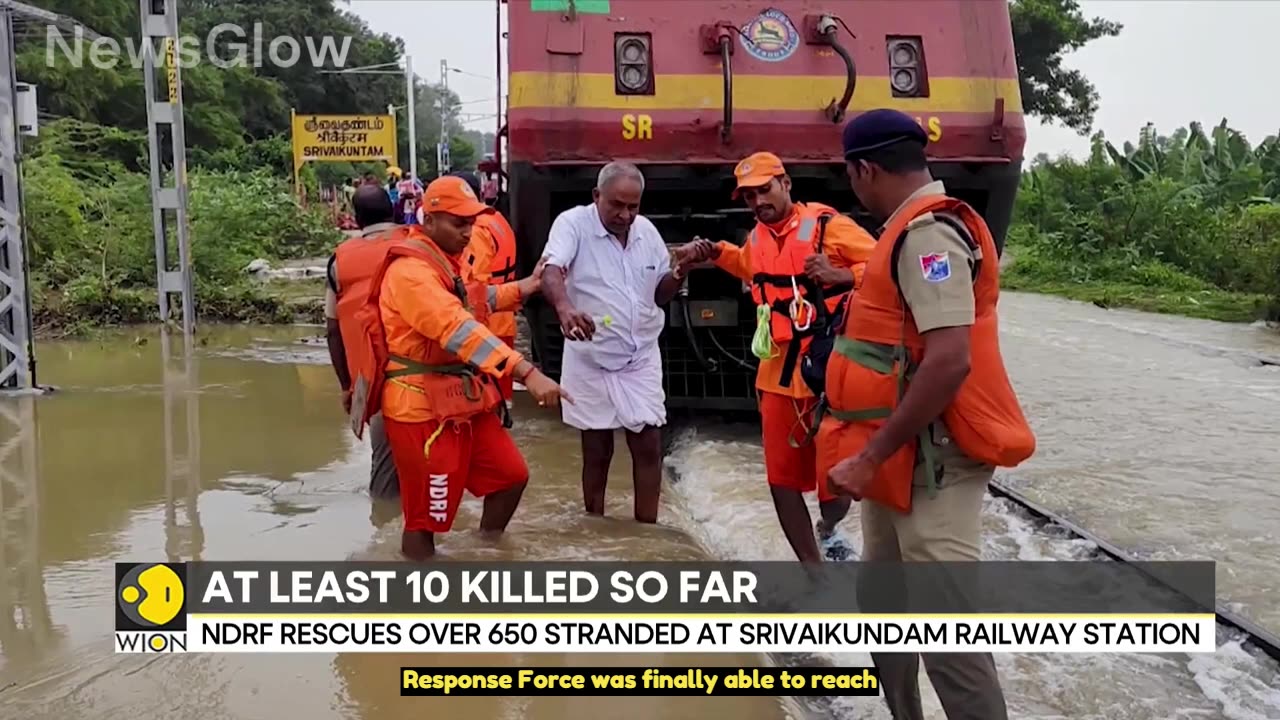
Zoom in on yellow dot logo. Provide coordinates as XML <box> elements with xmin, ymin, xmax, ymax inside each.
<box><xmin>117</xmin><ymin>563</ymin><xmax>186</xmax><ymax>629</ymax></box>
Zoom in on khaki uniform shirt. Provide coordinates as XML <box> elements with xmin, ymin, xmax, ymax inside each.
<box><xmin>882</xmin><ymin>180</ymin><xmax>991</xmax><ymax>478</ymax></box>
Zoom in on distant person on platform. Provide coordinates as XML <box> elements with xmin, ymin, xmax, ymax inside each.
<box><xmin>386</xmin><ymin>170</ymin><xmax>401</xmax><ymax>209</ymax></box>
<box><xmin>396</xmin><ymin>180</ymin><xmax>421</xmax><ymax>226</ymax></box>
<box><xmin>540</xmin><ymin>161</ymin><xmax>685</xmax><ymax>524</ymax></box>
<box><xmin>482</xmin><ymin>173</ymin><xmax>499</xmax><ymax>205</ymax></box>
<box><xmin>325</xmin><ymin>183</ymin><xmax>402</xmax><ymax>511</ymax></box>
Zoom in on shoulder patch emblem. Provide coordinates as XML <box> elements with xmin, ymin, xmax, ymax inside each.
<box><xmin>919</xmin><ymin>252</ymin><xmax>951</xmax><ymax>283</ymax></box>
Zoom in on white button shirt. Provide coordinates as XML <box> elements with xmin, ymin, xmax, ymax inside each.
<box><xmin>541</xmin><ymin>204</ymin><xmax>670</xmax><ymax>372</ymax></box>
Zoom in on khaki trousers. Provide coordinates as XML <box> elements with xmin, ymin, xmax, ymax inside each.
<box><xmin>859</xmin><ymin>463</ymin><xmax>1008</xmax><ymax>720</ymax></box>
<box><xmin>368</xmin><ymin>412</ymin><xmax>399</xmax><ymax>500</ymax></box>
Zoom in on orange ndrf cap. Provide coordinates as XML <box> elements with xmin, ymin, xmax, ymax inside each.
<box><xmin>422</xmin><ymin>176</ymin><xmax>493</xmax><ymax>218</ymax></box>
<box><xmin>732</xmin><ymin>151</ymin><xmax>786</xmax><ymax>198</ymax></box>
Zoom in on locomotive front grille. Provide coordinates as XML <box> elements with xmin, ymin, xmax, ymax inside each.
<box><xmin>527</xmin><ymin>307</ymin><xmax>759</xmax><ymax>411</ymax></box>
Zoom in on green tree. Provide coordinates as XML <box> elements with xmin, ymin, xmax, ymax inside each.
<box><xmin>1010</xmin><ymin>0</ymin><xmax>1122</xmax><ymax>134</ymax></box>
<box><xmin>448</xmin><ymin>135</ymin><xmax>477</xmax><ymax>172</ymax></box>
<box><xmin>1007</xmin><ymin>119</ymin><xmax>1280</xmax><ymax>321</ymax></box>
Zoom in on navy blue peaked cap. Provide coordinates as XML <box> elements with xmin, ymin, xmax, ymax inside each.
<box><xmin>841</xmin><ymin>109</ymin><xmax>928</xmax><ymax>160</ymax></box>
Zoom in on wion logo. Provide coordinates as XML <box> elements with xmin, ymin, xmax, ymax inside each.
<box><xmin>114</xmin><ymin>562</ymin><xmax>189</xmax><ymax>653</ymax></box>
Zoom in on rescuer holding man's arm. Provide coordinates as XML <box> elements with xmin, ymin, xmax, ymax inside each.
<box><xmin>449</xmin><ymin>171</ymin><xmax>523</xmax><ymax>408</ymax></box>
<box><xmin>674</xmin><ymin>152</ymin><xmax>876</xmax><ymax>563</ymax></box>
<box><xmin>372</xmin><ymin>176</ymin><xmax>573</xmax><ymax>560</ymax></box>
<box><xmin>817</xmin><ymin>109</ymin><xmax>1036</xmax><ymax>720</ymax></box>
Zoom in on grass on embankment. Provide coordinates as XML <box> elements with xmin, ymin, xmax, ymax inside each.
<box><xmin>1000</xmin><ymin>246</ymin><xmax>1278</xmax><ymax>324</ymax></box>
<box><xmin>33</xmin><ymin>278</ymin><xmax>327</xmax><ymax>339</ymax></box>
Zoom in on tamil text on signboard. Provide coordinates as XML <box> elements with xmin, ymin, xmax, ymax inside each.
<box><xmin>291</xmin><ymin>114</ymin><xmax>398</xmax><ymax>172</ymax></box>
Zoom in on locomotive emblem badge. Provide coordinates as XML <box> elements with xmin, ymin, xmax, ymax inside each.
<box><xmin>740</xmin><ymin>8</ymin><xmax>800</xmax><ymax>62</ymax></box>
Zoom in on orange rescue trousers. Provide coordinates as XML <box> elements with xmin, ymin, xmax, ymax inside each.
<box><xmin>384</xmin><ymin>412</ymin><xmax>529</xmax><ymax>533</ymax></box>
<box><xmin>759</xmin><ymin>390</ymin><xmax>836</xmax><ymax>502</ymax></box>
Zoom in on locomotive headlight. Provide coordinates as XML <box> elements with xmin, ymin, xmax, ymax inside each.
<box><xmin>892</xmin><ymin>44</ymin><xmax>916</xmax><ymax>67</ymax></box>
<box><xmin>615</xmin><ymin>33</ymin><xmax>654</xmax><ymax>95</ymax></box>
<box><xmin>892</xmin><ymin>68</ymin><xmax>917</xmax><ymax>94</ymax></box>
<box><xmin>621</xmin><ymin>65</ymin><xmax>645</xmax><ymax>89</ymax></box>
<box><xmin>621</xmin><ymin>41</ymin><xmax>644</xmax><ymax>63</ymax></box>
<box><xmin>886</xmin><ymin>37</ymin><xmax>928</xmax><ymax>97</ymax></box>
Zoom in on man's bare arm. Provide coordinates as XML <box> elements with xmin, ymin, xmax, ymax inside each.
<box><xmin>541</xmin><ymin>264</ymin><xmax>571</xmax><ymax>314</ymax></box>
<box><xmin>654</xmin><ymin>269</ymin><xmax>683</xmax><ymax>305</ymax></box>
<box><xmin>325</xmin><ymin>319</ymin><xmax>351</xmax><ymax>391</ymax></box>
<box><xmin>864</xmin><ymin>326</ymin><xmax>970</xmax><ymax>464</ymax></box>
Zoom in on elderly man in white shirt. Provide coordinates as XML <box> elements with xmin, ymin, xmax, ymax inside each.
<box><xmin>540</xmin><ymin>162</ymin><xmax>687</xmax><ymax>524</ymax></box>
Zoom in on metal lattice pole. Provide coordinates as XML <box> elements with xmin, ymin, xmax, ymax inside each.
<box><xmin>140</xmin><ymin>0</ymin><xmax>194</xmax><ymax>336</ymax></box>
<box><xmin>439</xmin><ymin>60</ymin><xmax>450</xmax><ymax>175</ymax></box>
<box><xmin>0</xmin><ymin>394</ymin><xmax>53</xmax><ymax>650</ymax></box>
<box><xmin>161</xmin><ymin>327</ymin><xmax>202</xmax><ymax>563</ymax></box>
<box><xmin>0</xmin><ymin>9</ymin><xmax>29</xmax><ymax>390</ymax></box>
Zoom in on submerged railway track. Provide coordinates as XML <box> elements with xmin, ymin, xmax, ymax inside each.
<box><xmin>985</xmin><ymin>479</ymin><xmax>1280</xmax><ymax>665</ymax></box>
<box><xmin>664</xmin><ymin>413</ymin><xmax>1280</xmax><ymax>668</ymax></box>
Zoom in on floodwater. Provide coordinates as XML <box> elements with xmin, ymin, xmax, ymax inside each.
<box><xmin>0</xmin><ymin>291</ymin><xmax>1278</xmax><ymax>719</ymax></box>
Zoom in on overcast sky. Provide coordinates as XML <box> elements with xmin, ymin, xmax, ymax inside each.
<box><xmin>348</xmin><ymin>0</ymin><xmax>1280</xmax><ymax>158</ymax></box>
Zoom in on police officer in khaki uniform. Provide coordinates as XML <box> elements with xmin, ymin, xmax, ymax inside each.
<box><xmin>835</xmin><ymin>109</ymin><xmax>1007</xmax><ymax>720</ymax></box>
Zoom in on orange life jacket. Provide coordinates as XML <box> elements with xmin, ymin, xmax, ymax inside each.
<box><xmin>818</xmin><ymin>194</ymin><xmax>1035</xmax><ymax>514</ymax></box>
<box><xmin>476</xmin><ymin>212</ymin><xmax>518</xmax><ymax>285</ymax></box>
<box><xmin>749</xmin><ymin>202</ymin><xmax>855</xmax><ymax>388</ymax></box>
<box><xmin>472</xmin><ymin>211</ymin><xmax>519</xmax><ymax>343</ymax></box>
<box><xmin>333</xmin><ymin>225</ymin><xmax>417</xmax><ymax>311</ymax></box>
<box><xmin>337</xmin><ymin>231</ymin><xmax>501</xmax><ymax>439</ymax></box>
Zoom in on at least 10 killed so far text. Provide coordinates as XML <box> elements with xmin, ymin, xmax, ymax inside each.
<box><xmin>199</xmin><ymin>569</ymin><xmax>760</xmax><ymax>605</ymax></box>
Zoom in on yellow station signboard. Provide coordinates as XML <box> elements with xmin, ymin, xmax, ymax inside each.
<box><xmin>291</xmin><ymin>112</ymin><xmax>399</xmax><ymax>180</ymax></box>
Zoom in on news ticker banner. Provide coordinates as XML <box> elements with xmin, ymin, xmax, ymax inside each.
<box><xmin>115</xmin><ymin>561</ymin><xmax>1217</xmax><ymax>655</ymax></box>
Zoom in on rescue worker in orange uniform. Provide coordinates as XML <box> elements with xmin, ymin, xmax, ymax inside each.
<box><xmin>675</xmin><ymin>152</ymin><xmax>876</xmax><ymax>563</ymax></box>
<box><xmin>820</xmin><ymin>110</ymin><xmax>1036</xmax><ymax>720</ymax></box>
<box><xmin>340</xmin><ymin>176</ymin><xmax>572</xmax><ymax>560</ymax></box>
<box><xmin>450</xmin><ymin>171</ymin><xmax>521</xmax><ymax>403</ymax></box>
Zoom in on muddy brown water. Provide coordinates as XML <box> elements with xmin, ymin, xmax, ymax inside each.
<box><xmin>1</xmin><ymin>292</ymin><xmax>1278</xmax><ymax>719</ymax></box>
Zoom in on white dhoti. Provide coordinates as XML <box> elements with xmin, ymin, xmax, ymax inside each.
<box><xmin>560</xmin><ymin>343</ymin><xmax>667</xmax><ymax>433</ymax></box>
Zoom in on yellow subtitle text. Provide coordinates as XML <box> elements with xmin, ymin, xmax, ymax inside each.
<box><xmin>400</xmin><ymin>666</ymin><xmax>879</xmax><ymax>697</ymax></box>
